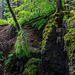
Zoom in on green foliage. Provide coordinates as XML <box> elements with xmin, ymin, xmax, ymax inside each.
<box><xmin>15</xmin><ymin>31</ymin><xmax>31</xmax><ymax>59</ymax></box>
<box><xmin>0</xmin><ymin>51</ymin><xmax>3</xmax><ymax>67</ymax></box>
<box><xmin>38</xmin><ymin>42</ymin><xmax>42</xmax><ymax>47</ymax></box>
<box><xmin>72</xmin><ymin>72</ymin><xmax>75</xmax><ymax>75</ymax></box>
<box><xmin>64</xmin><ymin>28</ymin><xmax>75</xmax><ymax>46</ymax></box>
<box><xmin>0</xmin><ymin>19</ymin><xmax>7</xmax><ymax>24</ymax></box>
<box><xmin>6</xmin><ymin>18</ymin><xmax>16</xmax><ymax>26</ymax></box>
<box><xmin>24</xmin><ymin>58</ymin><xmax>41</xmax><ymax>68</ymax></box>
<box><xmin>32</xmin><ymin>18</ymin><xmax>49</xmax><ymax>30</ymax></box>
<box><xmin>69</xmin><ymin>28</ymin><xmax>74</xmax><ymax>33</ymax></box>
<box><xmin>0</xmin><ymin>51</ymin><xmax>3</xmax><ymax>55</ymax></box>
<box><xmin>4</xmin><ymin>58</ymin><xmax>11</xmax><ymax>67</ymax></box>
<box><xmin>42</xmin><ymin>16</ymin><xmax>57</xmax><ymax>50</ymax></box>
<box><xmin>0</xmin><ymin>51</ymin><xmax>4</xmax><ymax>61</ymax></box>
<box><xmin>8</xmin><ymin>53</ymin><xmax>13</xmax><ymax>58</ymax></box>
<box><xmin>64</xmin><ymin>10</ymin><xmax>75</xmax><ymax>24</ymax></box>
<box><xmin>0</xmin><ymin>64</ymin><xmax>2</xmax><ymax>67</ymax></box>
<box><xmin>23</xmin><ymin>65</ymin><xmax>39</xmax><ymax>75</ymax></box>
<box><xmin>23</xmin><ymin>58</ymin><xmax>41</xmax><ymax>75</ymax></box>
<box><xmin>64</xmin><ymin>21</ymin><xmax>75</xmax><ymax>61</ymax></box>
<box><xmin>3</xmin><ymin>0</ymin><xmax>56</xmax><ymax>30</ymax></box>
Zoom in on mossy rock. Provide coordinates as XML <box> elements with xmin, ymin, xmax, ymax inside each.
<box><xmin>41</xmin><ymin>14</ymin><xmax>69</xmax><ymax>75</ymax></box>
<box><xmin>23</xmin><ymin>58</ymin><xmax>40</xmax><ymax>75</ymax></box>
<box><xmin>23</xmin><ymin>65</ymin><xmax>39</xmax><ymax>75</ymax></box>
<box><xmin>64</xmin><ymin>28</ymin><xmax>75</xmax><ymax>60</ymax></box>
<box><xmin>42</xmin><ymin>18</ymin><xmax>57</xmax><ymax>51</ymax></box>
<box><xmin>64</xmin><ymin>27</ymin><xmax>75</xmax><ymax>75</ymax></box>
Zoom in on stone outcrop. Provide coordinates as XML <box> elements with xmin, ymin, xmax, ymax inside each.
<box><xmin>41</xmin><ymin>16</ymin><xmax>69</xmax><ymax>75</ymax></box>
<box><xmin>64</xmin><ymin>24</ymin><xmax>75</xmax><ymax>75</ymax></box>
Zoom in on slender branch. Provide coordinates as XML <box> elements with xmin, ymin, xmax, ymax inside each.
<box><xmin>6</xmin><ymin>0</ymin><xmax>20</xmax><ymax>31</ymax></box>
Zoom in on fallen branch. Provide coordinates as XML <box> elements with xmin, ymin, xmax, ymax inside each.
<box><xmin>22</xmin><ymin>10</ymin><xmax>56</xmax><ymax>27</ymax></box>
<box><xmin>0</xmin><ymin>24</ymin><xmax>9</xmax><ymax>26</ymax></box>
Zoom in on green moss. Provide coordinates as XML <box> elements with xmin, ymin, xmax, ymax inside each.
<box><xmin>72</xmin><ymin>72</ymin><xmax>75</xmax><ymax>75</ymax></box>
<box><xmin>64</xmin><ymin>27</ymin><xmax>75</xmax><ymax>60</ymax></box>
<box><xmin>23</xmin><ymin>58</ymin><xmax>41</xmax><ymax>75</ymax></box>
<box><xmin>23</xmin><ymin>65</ymin><xmax>39</xmax><ymax>75</ymax></box>
<box><xmin>42</xmin><ymin>16</ymin><xmax>57</xmax><ymax>51</ymax></box>
<box><xmin>24</xmin><ymin>58</ymin><xmax>41</xmax><ymax>68</ymax></box>
<box><xmin>66</xmin><ymin>42</ymin><xmax>75</xmax><ymax>60</ymax></box>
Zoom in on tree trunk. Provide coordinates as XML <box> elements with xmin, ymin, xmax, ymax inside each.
<box><xmin>56</xmin><ymin>0</ymin><xmax>62</xmax><ymax>12</ymax></box>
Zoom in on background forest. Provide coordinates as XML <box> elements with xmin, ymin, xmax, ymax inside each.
<box><xmin>0</xmin><ymin>0</ymin><xmax>75</xmax><ymax>75</ymax></box>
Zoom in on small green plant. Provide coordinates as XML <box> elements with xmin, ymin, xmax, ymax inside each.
<box><xmin>4</xmin><ymin>58</ymin><xmax>11</xmax><ymax>67</ymax></box>
<box><xmin>23</xmin><ymin>58</ymin><xmax>41</xmax><ymax>75</ymax></box>
<box><xmin>15</xmin><ymin>31</ymin><xmax>31</xmax><ymax>59</ymax></box>
<box><xmin>69</xmin><ymin>28</ymin><xmax>74</xmax><ymax>33</ymax></box>
<box><xmin>0</xmin><ymin>51</ymin><xmax>4</xmax><ymax>61</ymax></box>
<box><xmin>0</xmin><ymin>51</ymin><xmax>3</xmax><ymax>55</ymax></box>
<box><xmin>0</xmin><ymin>19</ymin><xmax>7</xmax><ymax>24</ymax></box>
<box><xmin>0</xmin><ymin>64</ymin><xmax>2</xmax><ymax>67</ymax></box>
<box><xmin>38</xmin><ymin>42</ymin><xmax>42</xmax><ymax>47</ymax></box>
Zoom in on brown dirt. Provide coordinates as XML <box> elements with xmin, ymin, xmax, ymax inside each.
<box><xmin>0</xmin><ymin>25</ymin><xmax>42</xmax><ymax>74</ymax></box>
<box><xmin>0</xmin><ymin>26</ymin><xmax>17</xmax><ymax>74</ymax></box>
<box><xmin>24</xmin><ymin>26</ymin><xmax>42</xmax><ymax>48</ymax></box>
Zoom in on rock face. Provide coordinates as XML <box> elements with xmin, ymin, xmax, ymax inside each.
<box><xmin>41</xmin><ymin>18</ymin><xmax>69</xmax><ymax>75</ymax></box>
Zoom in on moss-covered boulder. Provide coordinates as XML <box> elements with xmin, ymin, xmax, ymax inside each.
<box><xmin>22</xmin><ymin>58</ymin><xmax>41</xmax><ymax>75</ymax></box>
<box><xmin>41</xmin><ymin>15</ymin><xmax>69</xmax><ymax>75</ymax></box>
<box><xmin>64</xmin><ymin>27</ymin><xmax>75</xmax><ymax>75</ymax></box>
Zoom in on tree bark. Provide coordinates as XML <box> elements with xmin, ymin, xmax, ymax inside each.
<box><xmin>56</xmin><ymin>0</ymin><xmax>62</xmax><ymax>12</ymax></box>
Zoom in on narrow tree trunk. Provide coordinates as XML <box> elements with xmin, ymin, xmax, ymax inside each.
<box><xmin>56</xmin><ymin>0</ymin><xmax>62</xmax><ymax>12</ymax></box>
<box><xmin>6</xmin><ymin>0</ymin><xmax>20</xmax><ymax>31</ymax></box>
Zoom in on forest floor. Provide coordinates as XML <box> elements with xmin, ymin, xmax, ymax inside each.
<box><xmin>0</xmin><ymin>25</ymin><xmax>42</xmax><ymax>74</ymax></box>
